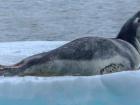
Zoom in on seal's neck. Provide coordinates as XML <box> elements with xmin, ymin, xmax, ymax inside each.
<box><xmin>117</xmin><ymin>18</ymin><xmax>140</xmax><ymax>54</ymax></box>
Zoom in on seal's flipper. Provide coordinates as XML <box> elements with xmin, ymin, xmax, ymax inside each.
<box><xmin>0</xmin><ymin>65</ymin><xmax>20</xmax><ymax>76</ymax></box>
<box><xmin>100</xmin><ymin>64</ymin><xmax>125</xmax><ymax>75</ymax></box>
<box><xmin>1</xmin><ymin>68</ymin><xmax>20</xmax><ymax>76</ymax></box>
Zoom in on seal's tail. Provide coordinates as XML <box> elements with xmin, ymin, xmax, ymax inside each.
<box><xmin>0</xmin><ymin>65</ymin><xmax>9</xmax><ymax>76</ymax></box>
<box><xmin>0</xmin><ymin>65</ymin><xmax>6</xmax><ymax>75</ymax></box>
<box><xmin>0</xmin><ymin>65</ymin><xmax>19</xmax><ymax>76</ymax></box>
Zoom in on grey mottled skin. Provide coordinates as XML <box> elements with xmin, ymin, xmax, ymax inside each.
<box><xmin>1</xmin><ymin>11</ymin><xmax>140</xmax><ymax>76</ymax></box>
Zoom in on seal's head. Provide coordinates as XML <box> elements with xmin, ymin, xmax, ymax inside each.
<box><xmin>117</xmin><ymin>11</ymin><xmax>140</xmax><ymax>53</ymax></box>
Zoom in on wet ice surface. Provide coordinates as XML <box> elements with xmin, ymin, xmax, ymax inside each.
<box><xmin>0</xmin><ymin>41</ymin><xmax>140</xmax><ymax>105</ymax></box>
<box><xmin>0</xmin><ymin>0</ymin><xmax>140</xmax><ymax>41</ymax></box>
<box><xmin>0</xmin><ymin>71</ymin><xmax>140</xmax><ymax>105</ymax></box>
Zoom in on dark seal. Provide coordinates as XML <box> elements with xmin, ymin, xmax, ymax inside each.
<box><xmin>1</xmin><ymin>11</ymin><xmax>140</xmax><ymax>76</ymax></box>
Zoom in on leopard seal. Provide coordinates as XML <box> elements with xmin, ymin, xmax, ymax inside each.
<box><xmin>1</xmin><ymin>11</ymin><xmax>140</xmax><ymax>76</ymax></box>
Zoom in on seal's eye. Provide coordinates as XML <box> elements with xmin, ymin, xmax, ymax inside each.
<box><xmin>134</xmin><ymin>17</ymin><xmax>140</xmax><ymax>24</ymax></box>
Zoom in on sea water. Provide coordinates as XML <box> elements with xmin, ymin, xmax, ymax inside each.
<box><xmin>0</xmin><ymin>41</ymin><xmax>140</xmax><ymax>105</ymax></box>
<box><xmin>0</xmin><ymin>0</ymin><xmax>139</xmax><ymax>41</ymax></box>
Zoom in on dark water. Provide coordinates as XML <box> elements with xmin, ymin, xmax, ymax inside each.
<box><xmin>0</xmin><ymin>0</ymin><xmax>140</xmax><ymax>42</ymax></box>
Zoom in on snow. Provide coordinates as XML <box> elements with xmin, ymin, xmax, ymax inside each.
<box><xmin>0</xmin><ymin>41</ymin><xmax>139</xmax><ymax>105</ymax></box>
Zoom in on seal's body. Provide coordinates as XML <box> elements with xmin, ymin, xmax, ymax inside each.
<box><xmin>1</xmin><ymin>11</ymin><xmax>140</xmax><ymax>76</ymax></box>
